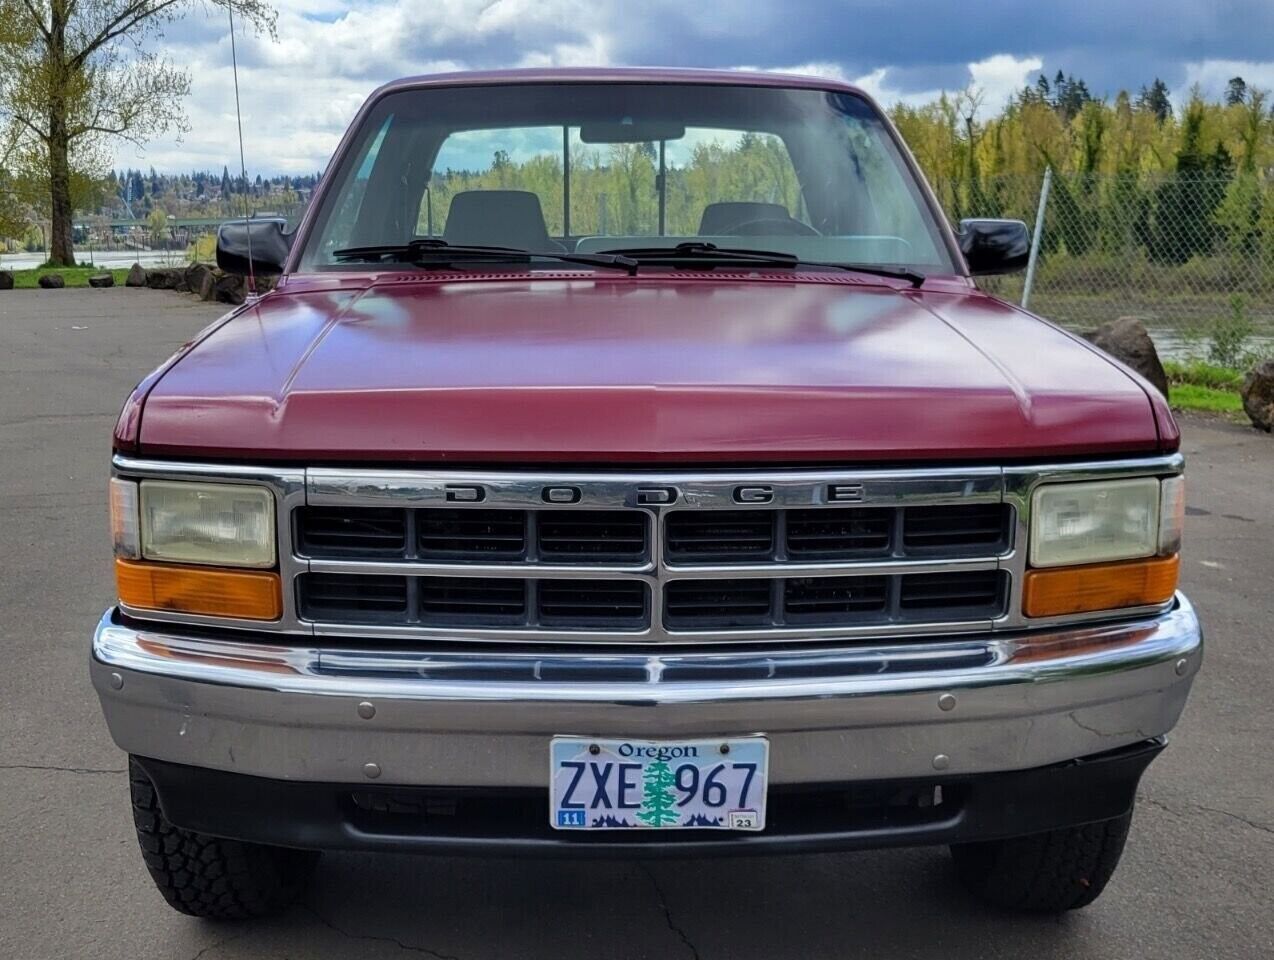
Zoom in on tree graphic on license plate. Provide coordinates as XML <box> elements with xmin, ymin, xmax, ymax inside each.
<box><xmin>636</xmin><ymin>760</ymin><xmax>679</xmax><ymax>827</ymax></box>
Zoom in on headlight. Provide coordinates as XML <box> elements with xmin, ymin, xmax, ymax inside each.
<box><xmin>1029</xmin><ymin>477</ymin><xmax>1161</xmax><ymax>568</ymax></box>
<box><xmin>139</xmin><ymin>480</ymin><xmax>276</xmax><ymax>568</ymax></box>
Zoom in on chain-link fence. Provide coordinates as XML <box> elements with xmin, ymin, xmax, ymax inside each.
<box><xmin>937</xmin><ymin>171</ymin><xmax>1274</xmax><ymax>361</ymax></box>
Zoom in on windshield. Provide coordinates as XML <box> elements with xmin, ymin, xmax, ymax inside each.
<box><xmin>299</xmin><ymin>83</ymin><xmax>955</xmax><ymax>273</ymax></box>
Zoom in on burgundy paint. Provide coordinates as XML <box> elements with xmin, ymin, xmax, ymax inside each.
<box><xmin>132</xmin><ymin>271</ymin><xmax>1170</xmax><ymax>464</ymax></box>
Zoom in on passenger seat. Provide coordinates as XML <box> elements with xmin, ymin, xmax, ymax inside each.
<box><xmin>698</xmin><ymin>201</ymin><xmax>791</xmax><ymax>235</ymax></box>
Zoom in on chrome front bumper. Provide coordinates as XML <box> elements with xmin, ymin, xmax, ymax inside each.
<box><xmin>91</xmin><ymin>595</ymin><xmax>1202</xmax><ymax>788</ymax></box>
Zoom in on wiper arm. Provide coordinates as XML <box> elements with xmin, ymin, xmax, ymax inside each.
<box><xmin>598</xmin><ymin>242</ymin><xmax>926</xmax><ymax>287</ymax></box>
<box><xmin>331</xmin><ymin>239</ymin><xmax>638</xmax><ymax>275</ymax></box>
<box><xmin>598</xmin><ymin>241</ymin><xmax>799</xmax><ymax>268</ymax></box>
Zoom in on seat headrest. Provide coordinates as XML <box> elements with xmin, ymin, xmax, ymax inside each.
<box><xmin>698</xmin><ymin>201</ymin><xmax>791</xmax><ymax>236</ymax></box>
<box><xmin>443</xmin><ymin>190</ymin><xmax>553</xmax><ymax>250</ymax></box>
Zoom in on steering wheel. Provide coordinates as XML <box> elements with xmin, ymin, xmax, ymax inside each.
<box><xmin>722</xmin><ymin>217</ymin><xmax>820</xmax><ymax>237</ymax></box>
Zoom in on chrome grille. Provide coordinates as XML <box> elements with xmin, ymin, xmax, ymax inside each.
<box><xmin>288</xmin><ymin>466</ymin><xmax>1016</xmax><ymax>644</ymax></box>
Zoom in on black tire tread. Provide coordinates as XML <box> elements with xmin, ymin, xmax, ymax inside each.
<box><xmin>129</xmin><ymin>758</ymin><xmax>315</xmax><ymax>920</ymax></box>
<box><xmin>951</xmin><ymin>811</ymin><xmax>1132</xmax><ymax>912</ymax></box>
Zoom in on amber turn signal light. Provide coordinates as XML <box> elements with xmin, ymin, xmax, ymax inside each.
<box><xmin>1023</xmin><ymin>555</ymin><xmax>1179</xmax><ymax>618</ymax></box>
<box><xmin>116</xmin><ymin>559</ymin><xmax>282</xmax><ymax>621</ymax></box>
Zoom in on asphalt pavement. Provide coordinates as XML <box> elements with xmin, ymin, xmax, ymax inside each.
<box><xmin>1</xmin><ymin>288</ymin><xmax>1270</xmax><ymax>959</ymax></box>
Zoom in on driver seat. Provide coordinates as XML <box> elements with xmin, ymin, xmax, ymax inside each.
<box><xmin>443</xmin><ymin>190</ymin><xmax>564</xmax><ymax>250</ymax></box>
<box><xmin>698</xmin><ymin>201</ymin><xmax>791</xmax><ymax>235</ymax></box>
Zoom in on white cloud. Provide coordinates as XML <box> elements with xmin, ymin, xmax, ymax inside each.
<box><xmin>1175</xmin><ymin>59</ymin><xmax>1274</xmax><ymax>105</ymax></box>
<box><xmin>968</xmin><ymin>54</ymin><xmax>1043</xmax><ymax>112</ymax></box>
<box><xmin>747</xmin><ymin>54</ymin><xmax>1040</xmax><ymax>115</ymax></box>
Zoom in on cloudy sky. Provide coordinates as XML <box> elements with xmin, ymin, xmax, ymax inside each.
<box><xmin>125</xmin><ymin>0</ymin><xmax>1274</xmax><ymax>176</ymax></box>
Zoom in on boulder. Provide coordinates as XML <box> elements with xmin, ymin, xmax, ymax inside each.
<box><xmin>197</xmin><ymin>268</ymin><xmax>216</xmax><ymax>301</ymax></box>
<box><xmin>38</xmin><ymin>273</ymin><xmax>65</xmax><ymax>289</ymax></box>
<box><xmin>1082</xmin><ymin>317</ymin><xmax>1169</xmax><ymax>398</ymax></box>
<box><xmin>185</xmin><ymin>263</ymin><xmax>213</xmax><ymax>298</ymax></box>
<box><xmin>88</xmin><ymin>273</ymin><xmax>115</xmax><ymax>288</ymax></box>
<box><xmin>1241</xmin><ymin>359</ymin><xmax>1274</xmax><ymax>432</ymax></box>
<box><xmin>0</xmin><ymin>270</ymin><xmax>13</xmax><ymax>290</ymax></box>
<box><xmin>213</xmin><ymin>272</ymin><xmax>246</xmax><ymax>304</ymax></box>
<box><xmin>125</xmin><ymin>262</ymin><xmax>147</xmax><ymax>287</ymax></box>
<box><xmin>145</xmin><ymin>267</ymin><xmax>183</xmax><ymax>290</ymax></box>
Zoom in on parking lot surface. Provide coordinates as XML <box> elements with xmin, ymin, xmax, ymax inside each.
<box><xmin>1</xmin><ymin>288</ymin><xmax>1271</xmax><ymax>959</ymax></box>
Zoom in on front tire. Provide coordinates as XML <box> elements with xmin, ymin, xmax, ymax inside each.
<box><xmin>951</xmin><ymin>811</ymin><xmax>1133</xmax><ymax>912</ymax></box>
<box><xmin>129</xmin><ymin>758</ymin><xmax>318</xmax><ymax>919</ymax></box>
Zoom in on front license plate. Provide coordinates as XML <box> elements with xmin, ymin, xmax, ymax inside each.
<box><xmin>550</xmin><ymin>737</ymin><xmax>769</xmax><ymax>831</ymax></box>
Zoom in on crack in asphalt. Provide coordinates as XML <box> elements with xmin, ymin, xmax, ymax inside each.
<box><xmin>639</xmin><ymin>864</ymin><xmax>702</xmax><ymax>960</ymax></box>
<box><xmin>189</xmin><ymin>930</ymin><xmax>252</xmax><ymax>960</ymax></box>
<box><xmin>0</xmin><ymin>763</ymin><xmax>126</xmax><ymax>775</ymax></box>
<box><xmin>1141</xmin><ymin>795</ymin><xmax>1274</xmax><ymax>837</ymax></box>
<box><xmin>301</xmin><ymin>903</ymin><xmax>463</xmax><ymax>959</ymax></box>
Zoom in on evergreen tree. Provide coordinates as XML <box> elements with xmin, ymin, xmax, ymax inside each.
<box><xmin>1225</xmin><ymin>77</ymin><xmax>1247</xmax><ymax>106</ymax></box>
<box><xmin>636</xmin><ymin>761</ymin><xmax>679</xmax><ymax>827</ymax></box>
<box><xmin>1137</xmin><ymin>79</ymin><xmax>1173</xmax><ymax>122</ymax></box>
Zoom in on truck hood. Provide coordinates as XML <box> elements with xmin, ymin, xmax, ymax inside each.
<box><xmin>134</xmin><ymin>273</ymin><xmax>1171</xmax><ymax>463</ymax></box>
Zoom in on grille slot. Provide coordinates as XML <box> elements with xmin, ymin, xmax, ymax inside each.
<box><xmin>420</xmin><ymin>577</ymin><xmax>527</xmax><ymax>622</ymax></box>
<box><xmin>419</xmin><ymin>509</ymin><xmax>526</xmax><ymax>559</ymax></box>
<box><xmin>665</xmin><ymin>579</ymin><xmax>773</xmax><ymax>628</ymax></box>
<box><xmin>538</xmin><ymin>580</ymin><xmax>647</xmax><ymax>626</ymax></box>
<box><xmin>899</xmin><ymin>570</ymin><xmax>1005</xmax><ymax>614</ymax></box>
<box><xmin>784</xmin><ymin>576</ymin><xmax>890</xmax><ymax>620</ymax></box>
<box><xmin>297</xmin><ymin>507</ymin><xmax>407</xmax><ymax>558</ymax></box>
<box><xmin>903</xmin><ymin>504</ymin><xmax>1010</xmax><ymax>554</ymax></box>
<box><xmin>537</xmin><ymin>511</ymin><xmax>647</xmax><ymax>561</ymax></box>
<box><xmin>666</xmin><ymin>511</ymin><xmax>774</xmax><ymax>562</ymax></box>
<box><xmin>786</xmin><ymin>508</ymin><xmax>893</xmax><ymax>558</ymax></box>
<box><xmin>299</xmin><ymin>574</ymin><xmax>408</xmax><ymax>622</ymax></box>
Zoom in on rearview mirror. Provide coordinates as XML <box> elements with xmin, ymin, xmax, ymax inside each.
<box><xmin>958</xmin><ymin>219</ymin><xmax>1030</xmax><ymax>276</ymax></box>
<box><xmin>579</xmin><ymin>120</ymin><xmax>686</xmax><ymax>144</ymax></box>
<box><xmin>216</xmin><ymin>218</ymin><xmax>291</xmax><ymax>276</ymax></box>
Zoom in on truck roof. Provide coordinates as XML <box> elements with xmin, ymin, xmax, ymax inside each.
<box><xmin>373</xmin><ymin>66</ymin><xmax>869</xmax><ymax>100</ymax></box>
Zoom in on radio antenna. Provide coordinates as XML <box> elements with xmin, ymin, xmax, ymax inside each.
<box><xmin>227</xmin><ymin>3</ymin><xmax>256</xmax><ymax>299</ymax></box>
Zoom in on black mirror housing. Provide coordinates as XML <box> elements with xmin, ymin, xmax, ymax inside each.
<box><xmin>216</xmin><ymin>218</ymin><xmax>291</xmax><ymax>276</ymax></box>
<box><xmin>958</xmin><ymin>219</ymin><xmax>1030</xmax><ymax>276</ymax></box>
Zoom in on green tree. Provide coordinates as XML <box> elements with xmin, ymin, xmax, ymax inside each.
<box><xmin>636</xmin><ymin>760</ymin><xmax>679</xmax><ymax>827</ymax></box>
<box><xmin>1136</xmin><ymin>79</ymin><xmax>1173</xmax><ymax>123</ymax></box>
<box><xmin>1225</xmin><ymin>77</ymin><xmax>1247</xmax><ymax>107</ymax></box>
<box><xmin>0</xmin><ymin>0</ymin><xmax>275</xmax><ymax>266</ymax></box>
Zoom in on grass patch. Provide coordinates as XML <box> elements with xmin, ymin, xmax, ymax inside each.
<box><xmin>1169</xmin><ymin>383</ymin><xmax>1244</xmax><ymax>415</ymax></box>
<box><xmin>6</xmin><ymin>266</ymin><xmax>131</xmax><ymax>289</ymax></box>
<box><xmin>1163</xmin><ymin>359</ymin><xmax>1247</xmax><ymax>391</ymax></box>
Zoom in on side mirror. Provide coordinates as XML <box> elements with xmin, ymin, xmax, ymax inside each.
<box><xmin>216</xmin><ymin>218</ymin><xmax>291</xmax><ymax>276</ymax></box>
<box><xmin>958</xmin><ymin>219</ymin><xmax>1030</xmax><ymax>276</ymax></box>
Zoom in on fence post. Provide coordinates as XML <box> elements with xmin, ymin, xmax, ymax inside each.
<box><xmin>1021</xmin><ymin>166</ymin><xmax>1052</xmax><ymax>310</ymax></box>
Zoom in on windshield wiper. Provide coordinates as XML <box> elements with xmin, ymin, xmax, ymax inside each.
<box><xmin>598</xmin><ymin>242</ymin><xmax>926</xmax><ymax>287</ymax></box>
<box><xmin>331</xmin><ymin>239</ymin><xmax>638</xmax><ymax>275</ymax></box>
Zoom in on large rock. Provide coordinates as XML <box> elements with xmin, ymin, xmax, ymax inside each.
<box><xmin>145</xmin><ymin>267</ymin><xmax>183</xmax><ymax>290</ymax></box>
<box><xmin>38</xmin><ymin>273</ymin><xmax>65</xmax><ymax>289</ymax></box>
<box><xmin>0</xmin><ymin>270</ymin><xmax>13</xmax><ymax>290</ymax></box>
<box><xmin>197</xmin><ymin>268</ymin><xmax>216</xmax><ymax>301</ymax></box>
<box><xmin>185</xmin><ymin>263</ymin><xmax>213</xmax><ymax>298</ymax></box>
<box><xmin>1082</xmin><ymin>317</ymin><xmax>1169</xmax><ymax>398</ymax></box>
<box><xmin>125</xmin><ymin>262</ymin><xmax>147</xmax><ymax>287</ymax></box>
<box><xmin>213</xmin><ymin>272</ymin><xmax>246</xmax><ymax>304</ymax></box>
<box><xmin>1241</xmin><ymin>359</ymin><xmax>1274</xmax><ymax>432</ymax></box>
<box><xmin>88</xmin><ymin>273</ymin><xmax>115</xmax><ymax>288</ymax></box>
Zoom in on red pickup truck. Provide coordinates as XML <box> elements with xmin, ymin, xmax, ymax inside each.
<box><xmin>94</xmin><ymin>68</ymin><xmax>1200</xmax><ymax>919</ymax></box>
